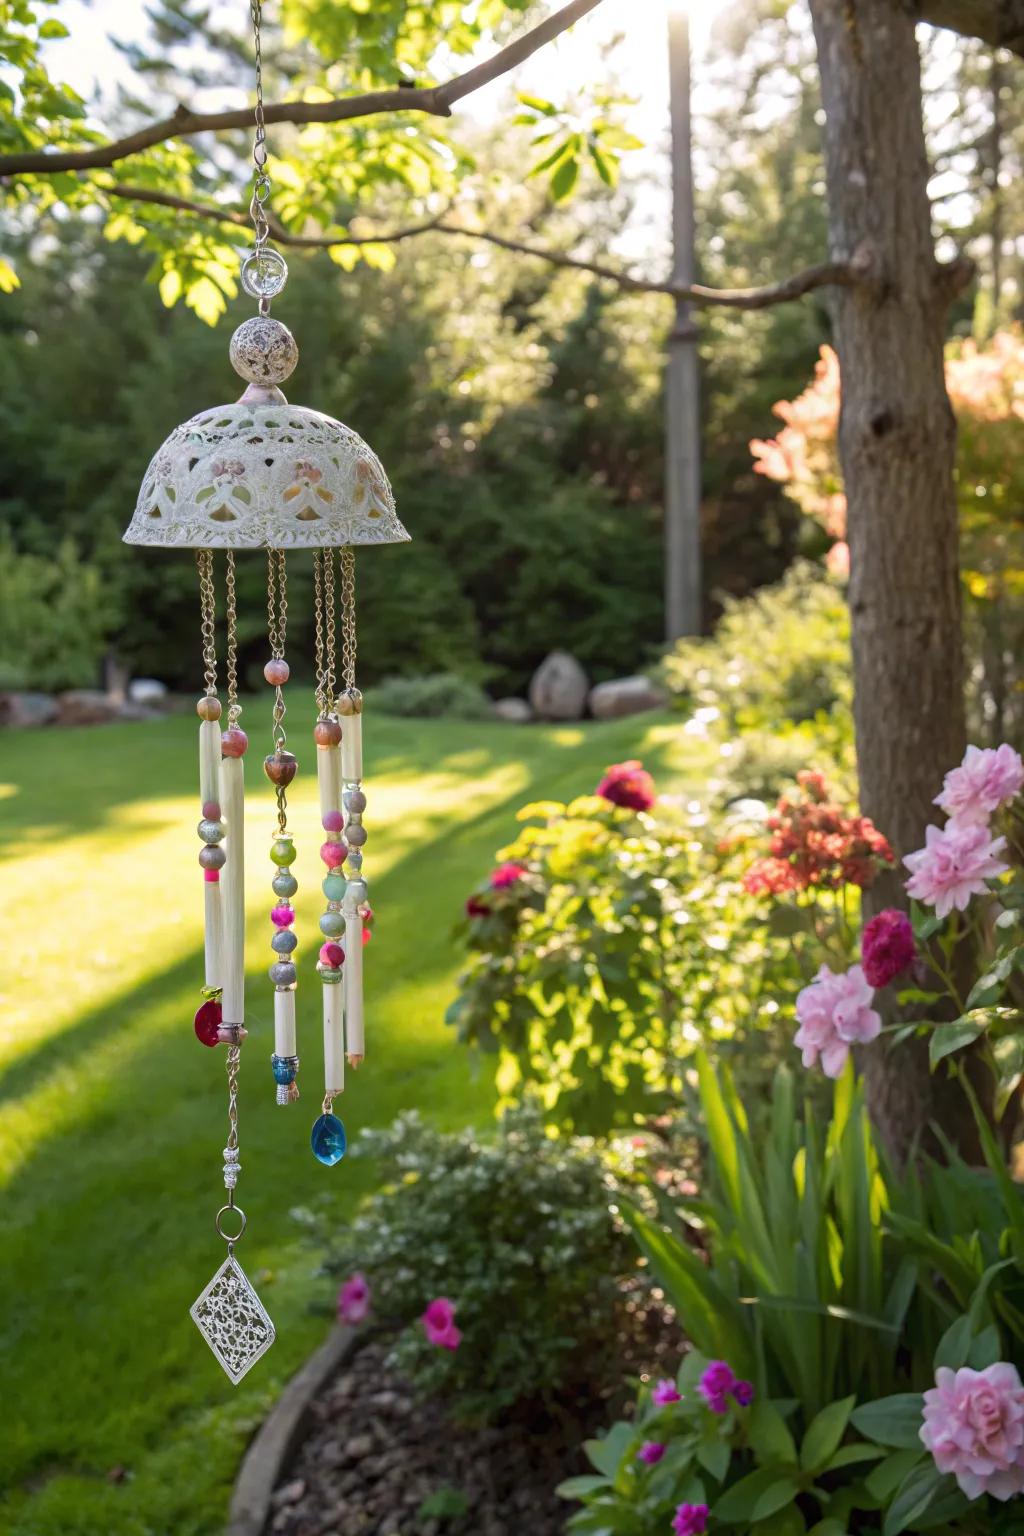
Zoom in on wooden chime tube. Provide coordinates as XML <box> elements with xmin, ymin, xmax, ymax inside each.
<box><xmin>200</xmin><ymin>718</ymin><xmax>223</xmax><ymax>989</ymax></box>
<box><xmin>219</xmin><ymin>754</ymin><xmax>245</xmax><ymax>1026</ymax></box>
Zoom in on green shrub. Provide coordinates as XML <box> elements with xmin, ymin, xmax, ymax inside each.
<box><xmin>323</xmin><ymin>1104</ymin><xmax>635</xmax><ymax>1423</ymax></box>
<box><xmin>0</xmin><ymin>535</ymin><xmax>114</xmax><ymax>691</ymax></box>
<box><xmin>367</xmin><ymin>671</ymin><xmax>493</xmax><ymax>720</ymax></box>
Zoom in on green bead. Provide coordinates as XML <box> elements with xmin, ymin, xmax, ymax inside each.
<box><xmin>270</xmin><ymin>838</ymin><xmax>297</xmax><ymax>867</ymax></box>
<box><xmin>322</xmin><ymin>872</ymin><xmax>347</xmax><ymax>902</ymax></box>
<box><xmin>319</xmin><ymin>911</ymin><xmax>345</xmax><ymax>937</ymax></box>
<box><xmin>318</xmin><ymin>967</ymin><xmax>343</xmax><ymax>985</ymax></box>
<box><xmin>272</xmin><ymin>871</ymin><xmax>298</xmax><ymax>898</ymax></box>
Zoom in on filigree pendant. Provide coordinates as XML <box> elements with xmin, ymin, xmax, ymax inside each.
<box><xmin>190</xmin><ymin>1252</ymin><xmax>276</xmax><ymax>1383</ymax></box>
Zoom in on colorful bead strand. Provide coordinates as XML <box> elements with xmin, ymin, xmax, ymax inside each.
<box><xmin>264</xmin><ymin>547</ymin><xmax>300</xmax><ymax>1103</ymax></box>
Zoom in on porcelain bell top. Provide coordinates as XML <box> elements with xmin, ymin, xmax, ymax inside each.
<box><xmin>123</xmin><ymin>316</ymin><xmax>409</xmax><ymax>550</ymax></box>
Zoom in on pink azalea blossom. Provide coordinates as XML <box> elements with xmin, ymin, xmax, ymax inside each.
<box><xmin>421</xmin><ymin>1297</ymin><xmax>462</xmax><ymax>1351</ymax></box>
<box><xmin>699</xmin><ymin>1360</ymin><xmax>738</xmax><ymax>1414</ymax></box>
<box><xmin>861</xmin><ymin>908</ymin><xmax>916</xmax><ymax>989</ymax></box>
<box><xmin>489</xmin><ymin>862</ymin><xmax>527</xmax><ymax>889</ymax></box>
<box><xmin>651</xmin><ymin>1378</ymin><xmax>682</xmax><ymax>1406</ymax></box>
<box><xmin>921</xmin><ymin>1363</ymin><xmax>1024</xmax><ymax>1501</ymax></box>
<box><xmin>337</xmin><ymin>1272</ymin><xmax>371</xmax><ymax>1325</ymax></box>
<box><xmin>637</xmin><ymin>1441</ymin><xmax>666</xmax><ymax>1465</ymax></box>
<box><xmin>673</xmin><ymin>1504</ymin><xmax>709</xmax><ymax>1536</ymax></box>
<box><xmin>595</xmin><ymin>759</ymin><xmax>656</xmax><ymax>812</ymax></box>
<box><xmin>904</xmin><ymin>822</ymin><xmax>1009</xmax><ymax>918</ymax></box>
<box><xmin>935</xmin><ymin>744</ymin><xmax>1024</xmax><ymax>825</ymax></box>
<box><xmin>794</xmin><ymin>963</ymin><xmax>881</xmax><ymax>1078</ymax></box>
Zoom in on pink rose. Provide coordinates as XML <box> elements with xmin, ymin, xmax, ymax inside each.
<box><xmin>421</xmin><ymin>1297</ymin><xmax>462</xmax><ymax>1351</ymax></box>
<box><xmin>861</xmin><ymin>908</ymin><xmax>916</xmax><ymax>989</ymax></box>
<box><xmin>921</xmin><ymin>1363</ymin><xmax>1024</xmax><ymax>1501</ymax></box>
<box><xmin>595</xmin><ymin>760</ymin><xmax>656</xmax><ymax>813</ymax></box>
<box><xmin>935</xmin><ymin>744</ymin><xmax>1024</xmax><ymax>825</ymax></box>
<box><xmin>673</xmin><ymin>1505</ymin><xmax>709</xmax><ymax>1536</ymax></box>
<box><xmin>904</xmin><ymin>822</ymin><xmax>1008</xmax><ymax>918</ymax></box>
<box><xmin>337</xmin><ymin>1272</ymin><xmax>371</xmax><ymax>1325</ymax></box>
<box><xmin>651</xmin><ymin>1378</ymin><xmax>682</xmax><ymax>1406</ymax></box>
<box><xmin>794</xmin><ymin>963</ymin><xmax>881</xmax><ymax>1078</ymax></box>
<box><xmin>489</xmin><ymin>862</ymin><xmax>527</xmax><ymax>889</ymax></box>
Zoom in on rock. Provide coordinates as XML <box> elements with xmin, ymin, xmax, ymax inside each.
<box><xmin>0</xmin><ymin>691</ymin><xmax>58</xmax><ymax>728</ymax></box>
<box><xmin>128</xmin><ymin>677</ymin><xmax>168</xmax><ymax>705</ymax></box>
<box><xmin>528</xmin><ymin>652</ymin><xmax>588</xmax><ymax>721</ymax></box>
<box><xmin>588</xmin><ymin>675</ymin><xmax>668</xmax><ymax>720</ymax></box>
<box><xmin>273</xmin><ymin>1479</ymin><xmax>306</xmax><ymax>1507</ymax></box>
<box><xmin>55</xmin><ymin>690</ymin><xmax>123</xmax><ymax>726</ymax></box>
<box><xmin>493</xmin><ymin>697</ymin><xmax>532</xmax><ymax>724</ymax></box>
<box><xmin>342</xmin><ymin>1434</ymin><xmax>375</xmax><ymax>1463</ymax></box>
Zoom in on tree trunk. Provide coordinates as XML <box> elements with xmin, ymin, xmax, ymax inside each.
<box><xmin>808</xmin><ymin>0</ymin><xmax>988</xmax><ymax>1162</ymax></box>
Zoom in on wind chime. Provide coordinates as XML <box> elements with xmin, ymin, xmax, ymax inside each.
<box><xmin>123</xmin><ymin>0</ymin><xmax>409</xmax><ymax>1384</ymax></box>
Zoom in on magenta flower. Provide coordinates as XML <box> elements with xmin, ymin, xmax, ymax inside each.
<box><xmin>421</xmin><ymin>1297</ymin><xmax>462</xmax><ymax>1351</ymax></box>
<box><xmin>596</xmin><ymin>759</ymin><xmax>656</xmax><ymax>812</ymax></box>
<box><xmin>699</xmin><ymin>1360</ymin><xmax>738</xmax><ymax>1414</ymax></box>
<box><xmin>935</xmin><ymin>744</ymin><xmax>1024</xmax><ymax>826</ymax></box>
<box><xmin>673</xmin><ymin>1504</ymin><xmax>709</xmax><ymax>1536</ymax></box>
<box><xmin>489</xmin><ymin>862</ymin><xmax>527</xmax><ymax>889</ymax></box>
<box><xmin>337</xmin><ymin>1272</ymin><xmax>371</xmax><ymax>1325</ymax></box>
<box><xmin>652</xmin><ymin>1378</ymin><xmax>682</xmax><ymax>1406</ymax></box>
<box><xmin>921</xmin><ymin>1363</ymin><xmax>1024</xmax><ymax>1500</ymax></box>
<box><xmin>733</xmin><ymin>1379</ymin><xmax>755</xmax><ymax>1407</ymax></box>
<box><xmin>794</xmin><ymin>963</ymin><xmax>881</xmax><ymax>1078</ymax></box>
<box><xmin>861</xmin><ymin>908</ymin><xmax>916</xmax><ymax>989</ymax></box>
<box><xmin>904</xmin><ymin>822</ymin><xmax>1009</xmax><ymax>918</ymax></box>
<box><xmin>637</xmin><ymin>1441</ymin><xmax>666</xmax><ymax>1465</ymax></box>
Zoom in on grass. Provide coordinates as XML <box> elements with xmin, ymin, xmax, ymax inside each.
<box><xmin>0</xmin><ymin>698</ymin><xmax>710</xmax><ymax>1536</ymax></box>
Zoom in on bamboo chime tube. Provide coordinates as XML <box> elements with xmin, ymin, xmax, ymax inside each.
<box><xmin>318</xmin><ymin>742</ymin><xmax>342</xmax><ymax>823</ymax></box>
<box><xmin>318</xmin><ymin>739</ymin><xmax>346</xmax><ymax>1094</ymax></box>
<box><xmin>323</xmin><ymin>985</ymin><xmax>345</xmax><ymax>1095</ymax></box>
<box><xmin>219</xmin><ymin>754</ymin><xmax>245</xmax><ymax>1025</ymax></box>
<box><xmin>340</xmin><ymin>711</ymin><xmax>362</xmax><ymax>782</ymax></box>
<box><xmin>343</xmin><ymin>883</ymin><xmax>365</xmax><ymax>1060</ymax></box>
<box><xmin>274</xmin><ymin>987</ymin><xmax>297</xmax><ymax>1057</ymax></box>
<box><xmin>200</xmin><ymin>718</ymin><xmax>223</xmax><ymax>989</ymax></box>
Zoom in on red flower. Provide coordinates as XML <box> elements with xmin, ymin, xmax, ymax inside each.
<box><xmin>465</xmin><ymin>894</ymin><xmax>491</xmax><ymax>918</ymax></box>
<box><xmin>743</xmin><ymin>774</ymin><xmax>894</xmax><ymax>896</ymax></box>
<box><xmin>490</xmin><ymin>862</ymin><xmax>527</xmax><ymax>889</ymax></box>
<box><xmin>861</xmin><ymin>908</ymin><xmax>916</xmax><ymax>988</ymax></box>
<box><xmin>596</xmin><ymin>759</ymin><xmax>656</xmax><ymax>812</ymax></box>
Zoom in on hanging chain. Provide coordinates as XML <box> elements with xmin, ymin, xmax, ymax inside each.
<box><xmin>267</xmin><ymin>548</ymin><xmax>289</xmax><ymax>834</ymax></box>
<box><xmin>313</xmin><ymin>550</ymin><xmax>327</xmax><ymax>717</ymax></box>
<box><xmin>324</xmin><ymin>549</ymin><xmax>337</xmax><ymax>708</ymax></box>
<box><xmin>340</xmin><ymin>548</ymin><xmax>357</xmax><ymax>694</ymax></box>
<box><xmin>249</xmin><ymin>0</ymin><xmax>270</xmax><ymax>257</ymax></box>
<box><xmin>197</xmin><ymin>550</ymin><xmax>218</xmax><ymax>697</ymax></box>
<box><xmin>226</xmin><ymin>1045</ymin><xmax>241</xmax><ymax>1157</ymax></box>
<box><xmin>225</xmin><ymin>551</ymin><xmax>241</xmax><ymax>726</ymax></box>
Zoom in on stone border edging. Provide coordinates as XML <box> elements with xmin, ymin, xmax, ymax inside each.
<box><xmin>227</xmin><ymin>1326</ymin><xmax>362</xmax><ymax>1536</ymax></box>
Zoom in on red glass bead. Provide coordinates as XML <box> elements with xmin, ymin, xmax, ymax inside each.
<box><xmin>194</xmin><ymin>999</ymin><xmax>222</xmax><ymax>1047</ymax></box>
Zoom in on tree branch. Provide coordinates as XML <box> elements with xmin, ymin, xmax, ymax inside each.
<box><xmin>106</xmin><ymin>181</ymin><xmax>862</xmax><ymax>310</ymax></box>
<box><xmin>918</xmin><ymin>0</ymin><xmax>1024</xmax><ymax>57</ymax></box>
<box><xmin>0</xmin><ymin>0</ymin><xmax>604</xmax><ymax>177</ymax></box>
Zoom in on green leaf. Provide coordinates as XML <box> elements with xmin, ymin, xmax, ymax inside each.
<box><xmin>823</xmin><ymin>1442</ymin><xmax>887</xmax><ymax>1471</ymax></box>
<box><xmin>883</xmin><ymin>1459</ymin><xmax>944</xmax><ymax>1536</ymax></box>
<box><xmin>748</xmin><ymin>1399</ymin><xmax>798</xmax><ymax>1467</ymax></box>
<box><xmin>933</xmin><ymin>1313</ymin><xmax>973</xmax><ymax>1371</ymax></box>
<box><xmin>807</xmin><ymin>1523</ymin><xmax>848</xmax><ymax>1536</ymax></box>
<box><xmin>865</xmin><ymin>1449</ymin><xmax>926</xmax><ymax>1503</ymax></box>
<box><xmin>550</xmin><ymin>152</ymin><xmax>581</xmax><ymax>203</ymax></box>
<box><xmin>38</xmin><ymin>17</ymin><xmax>70</xmax><ymax>36</ymax></box>
<box><xmin>801</xmin><ymin>1395</ymin><xmax>855</xmax><ymax>1473</ymax></box>
<box><xmin>930</xmin><ymin>1018</ymin><xmax>986</xmax><ymax>1065</ymax></box>
<box><xmin>850</xmin><ymin>1394</ymin><xmax>924</xmax><ymax>1449</ymax></box>
<box><xmin>752</xmin><ymin>1506</ymin><xmax>804</xmax><ymax>1535</ymax></box>
<box><xmin>695</xmin><ymin>1432</ymin><xmax>730</xmax><ymax>1482</ymax></box>
<box><xmin>582</xmin><ymin>1422</ymin><xmax>632</xmax><ymax>1478</ymax></box>
<box><xmin>968</xmin><ymin>1322</ymin><xmax>1002</xmax><ymax>1368</ymax></box>
<box><xmin>555</xmin><ymin>1475</ymin><xmax>611</xmax><ymax>1501</ymax></box>
<box><xmin>714</xmin><ymin>1467</ymin><xmax>800</xmax><ymax>1523</ymax></box>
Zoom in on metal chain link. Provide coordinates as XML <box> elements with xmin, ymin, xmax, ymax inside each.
<box><xmin>266</xmin><ymin>548</ymin><xmax>290</xmax><ymax>835</ymax></box>
<box><xmin>197</xmin><ymin>549</ymin><xmax>218</xmax><ymax>696</ymax></box>
<box><xmin>323</xmin><ymin>549</ymin><xmax>337</xmax><ymax>708</ymax></box>
<box><xmin>313</xmin><ymin>550</ymin><xmax>327</xmax><ymax>717</ymax></box>
<box><xmin>340</xmin><ymin>548</ymin><xmax>357</xmax><ymax>694</ymax></box>
<box><xmin>225</xmin><ymin>551</ymin><xmax>241</xmax><ymax>726</ymax></box>
<box><xmin>226</xmin><ymin>1044</ymin><xmax>241</xmax><ymax>1155</ymax></box>
<box><xmin>249</xmin><ymin>0</ymin><xmax>271</xmax><ymax>254</ymax></box>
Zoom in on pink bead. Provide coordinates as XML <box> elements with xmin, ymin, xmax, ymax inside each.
<box><xmin>204</xmin><ymin>869</ymin><xmax>220</xmax><ymax>883</ymax></box>
<box><xmin>320</xmin><ymin>841</ymin><xmax>347</xmax><ymax>868</ymax></box>
<box><xmin>221</xmin><ymin>727</ymin><xmax>249</xmax><ymax>759</ymax></box>
<box><xmin>322</xmin><ymin>809</ymin><xmax>345</xmax><ymax>833</ymax></box>
<box><xmin>264</xmin><ymin>658</ymin><xmax>290</xmax><ymax>686</ymax></box>
<box><xmin>320</xmin><ymin>941</ymin><xmax>345</xmax><ymax>968</ymax></box>
<box><xmin>203</xmin><ymin>800</ymin><xmax>221</xmax><ymax>820</ymax></box>
<box><xmin>271</xmin><ymin>904</ymin><xmax>295</xmax><ymax>927</ymax></box>
<box><xmin>362</xmin><ymin>927</ymin><xmax>371</xmax><ymax>946</ymax></box>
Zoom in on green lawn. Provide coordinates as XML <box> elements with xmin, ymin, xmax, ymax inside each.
<box><xmin>0</xmin><ymin>700</ymin><xmax>709</xmax><ymax>1536</ymax></box>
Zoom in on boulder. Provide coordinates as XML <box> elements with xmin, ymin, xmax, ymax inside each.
<box><xmin>0</xmin><ymin>691</ymin><xmax>59</xmax><ymax>728</ymax></box>
<box><xmin>493</xmin><ymin>697</ymin><xmax>532</xmax><ymax>724</ymax></box>
<box><xmin>56</xmin><ymin>689</ymin><xmax>123</xmax><ymax>726</ymax></box>
<box><xmin>589</xmin><ymin>675</ymin><xmax>668</xmax><ymax>721</ymax></box>
<box><xmin>128</xmin><ymin>677</ymin><xmax>169</xmax><ymax>705</ymax></box>
<box><xmin>528</xmin><ymin>651</ymin><xmax>588</xmax><ymax>721</ymax></box>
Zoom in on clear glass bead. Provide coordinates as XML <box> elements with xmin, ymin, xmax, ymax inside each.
<box><xmin>240</xmin><ymin>247</ymin><xmax>288</xmax><ymax>300</ymax></box>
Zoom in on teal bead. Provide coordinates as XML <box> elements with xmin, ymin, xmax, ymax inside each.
<box><xmin>319</xmin><ymin>911</ymin><xmax>345</xmax><ymax>937</ymax></box>
<box><xmin>272</xmin><ymin>871</ymin><xmax>298</xmax><ymax>898</ymax></box>
<box><xmin>270</xmin><ymin>838</ymin><xmax>297</xmax><ymax>867</ymax></box>
<box><xmin>311</xmin><ymin>1112</ymin><xmax>347</xmax><ymax>1166</ymax></box>
<box><xmin>318</xmin><ymin>966</ymin><xmax>343</xmax><ymax>985</ymax></box>
<box><xmin>322</xmin><ymin>872</ymin><xmax>347</xmax><ymax>902</ymax></box>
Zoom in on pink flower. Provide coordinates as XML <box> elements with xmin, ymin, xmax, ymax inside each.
<box><xmin>637</xmin><ymin>1441</ymin><xmax>666</xmax><ymax>1465</ymax></box>
<box><xmin>904</xmin><ymin>822</ymin><xmax>1009</xmax><ymax>918</ymax></box>
<box><xmin>921</xmin><ymin>1363</ymin><xmax>1024</xmax><ymax>1501</ymax></box>
<box><xmin>673</xmin><ymin>1504</ymin><xmax>709</xmax><ymax>1536</ymax></box>
<box><xmin>699</xmin><ymin>1360</ymin><xmax>738</xmax><ymax>1414</ymax></box>
<box><xmin>421</xmin><ymin>1297</ymin><xmax>462</xmax><ymax>1350</ymax></box>
<box><xmin>652</xmin><ymin>1378</ymin><xmax>682</xmax><ymax>1406</ymax></box>
<box><xmin>826</xmin><ymin>539</ymin><xmax>850</xmax><ymax>579</ymax></box>
<box><xmin>794</xmin><ymin>963</ymin><xmax>881</xmax><ymax>1078</ymax></box>
<box><xmin>935</xmin><ymin>744</ymin><xmax>1024</xmax><ymax>825</ymax></box>
<box><xmin>337</xmin><ymin>1272</ymin><xmax>371</xmax><ymax>1325</ymax></box>
<box><xmin>596</xmin><ymin>759</ymin><xmax>656</xmax><ymax>813</ymax></box>
<box><xmin>861</xmin><ymin>908</ymin><xmax>916</xmax><ymax>989</ymax></box>
<box><xmin>489</xmin><ymin>862</ymin><xmax>527</xmax><ymax>889</ymax></box>
<box><xmin>733</xmin><ymin>1379</ymin><xmax>755</xmax><ymax>1407</ymax></box>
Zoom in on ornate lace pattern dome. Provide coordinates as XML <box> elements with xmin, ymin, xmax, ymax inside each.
<box><xmin>123</xmin><ymin>400</ymin><xmax>409</xmax><ymax>549</ymax></box>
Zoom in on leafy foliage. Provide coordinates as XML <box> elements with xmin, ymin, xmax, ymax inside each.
<box><xmin>320</xmin><ymin>1104</ymin><xmax>635</xmax><ymax>1423</ymax></box>
<box><xmin>368</xmin><ymin>672</ymin><xmax>493</xmax><ymax>720</ymax></box>
<box><xmin>0</xmin><ymin>533</ymin><xmax>113</xmax><ymax>689</ymax></box>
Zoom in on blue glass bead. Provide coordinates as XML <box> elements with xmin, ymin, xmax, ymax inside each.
<box><xmin>322</xmin><ymin>872</ymin><xmax>347</xmax><ymax>902</ymax></box>
<box><xmin>272</xmin><ymin>871</ymin><xmax>298</xmax><ymax>898</ymax></box>
<box><xmin>311</xmin><ymin>1112</ymin><xmax>347</xmax><ymax>1166</ymax></box>
<box><xmin>269</xmin><ymin>960</ymin><xmax>297</xmax><ymax>987</ymax></box>
<box><xmin>271</xmin><ymin>1054</ymin><xmax>297</xmax><ymax>1084</ymax></box>
<box><xmin>271</xmin><ymin>929</ymin><xmax>298</xmax><ymax>954</ymax></box>
<box><xmin>319</xmin><ymin>911</ymin><xmax>345</xmax><ymax>938</ymax></box>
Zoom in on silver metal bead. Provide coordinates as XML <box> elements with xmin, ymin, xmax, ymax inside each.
<box><xmin>199</xmin><ymin>844</ymin><xmax>227</xmax><ymax>870</ymax></box>
<box><xmin>229</xmin><ymin>315</ymin><xmax>298</xmax><ymax>385</ymax></box>
<box><xmin>344</xmin><ymin>789</ymin><xmax>367</xmax><ymax>813</ymax></box>
<box><xmin>269</xmin><ymin>961</ymin><xmax>297</xmax><ymax>987</ymax></box>
<box><xmin>347</xmin><ymin>824</ymin><xmax>367</xmax><ymax>847</ymax></box>
<box><xmin>271</xmin><ymin>929</ymin><xmax>298</xmax><ymax>954</ymax></box>
<box><xmin>198</xmin><ymin>818</ymin><xmax>226</xmax><ymax>844</ymax></box>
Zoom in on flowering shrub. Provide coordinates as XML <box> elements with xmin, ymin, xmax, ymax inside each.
<box><xmin>742</xmin><ymin>767</ymin><xmax>893</xmax><ymax>895</ymax></box>
<box><xmin>320</xmin><ymin>1104</ymin><xmax>634</xmax><ymax>1423</ymax></box>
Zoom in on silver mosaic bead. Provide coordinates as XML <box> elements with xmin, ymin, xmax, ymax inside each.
<box><xmin>229</xmin><ymin>315</ymin><xmax>298</xmax><ymax>385</ymax></box>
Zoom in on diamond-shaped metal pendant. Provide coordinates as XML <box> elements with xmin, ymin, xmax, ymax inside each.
<box><xmin>190</xmin><ymin>1253</ymin><xmax>276</xmax><ymax>1384</ymax></box>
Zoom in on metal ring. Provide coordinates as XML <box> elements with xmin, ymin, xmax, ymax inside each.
<box><xmin>215</xmin><ymin>1203</ymin><xmax>247</xmax><ymax>1243</ymax></box>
